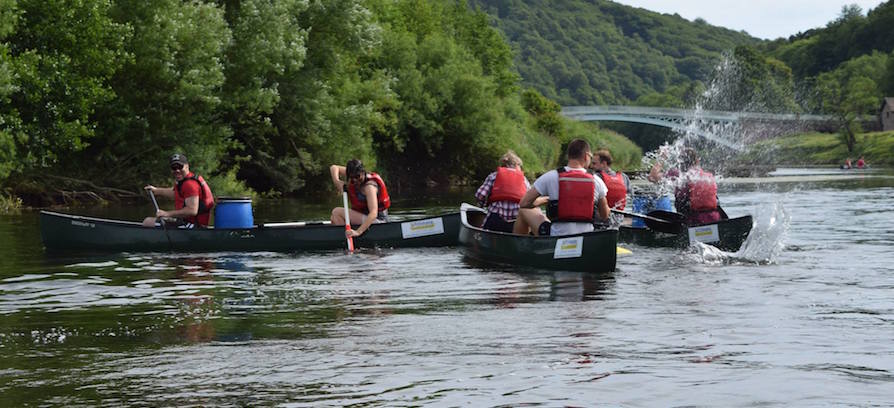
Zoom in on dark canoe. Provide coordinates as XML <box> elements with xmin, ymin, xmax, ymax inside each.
<box><xmin>619</xmin><ymin>214</ymin><xmax>753</xmax><ymax>251</ymax></box>
<box><xmin>458</xmin><ymin>203</ymin><xmax>618</xmax><ymax>273</ymax></box>
<box><xmin>40</xmin><ymin>210</ymin><xmax>461</xmax><ymax>253</ymax></box>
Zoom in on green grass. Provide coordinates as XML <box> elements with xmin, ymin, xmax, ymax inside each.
<box><xmin>743</xmin><ymin>131</ymin><xmax>894</xmax><ymax>166</ymax></box>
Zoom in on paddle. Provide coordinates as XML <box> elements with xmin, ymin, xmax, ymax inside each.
<box><xmin>148</xmin><ymin>189</ymin><xmax>173</xmax><ymax>249</ymax></box>
<box><xmin>611</xmin><ymin>209</ymin><xmax>684</xmax><ymax>234</ymax></box>
<box><xmin>342</xmin><ymin>189</ymin><xmax>355</xmax><ymax>253</ymax></box>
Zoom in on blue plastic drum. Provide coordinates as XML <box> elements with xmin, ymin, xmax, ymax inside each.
<box><xmin>214</xmin><ymin>197</ymin><xmax>253</xmax><ymax>228</ymax></box>
<box><xmin>631</xmin><ymin>195</ymin><xmax>673</xmax><ymax>227</ymax></box>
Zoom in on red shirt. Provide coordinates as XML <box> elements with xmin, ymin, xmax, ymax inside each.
<box><xmin>175</xmin><ymin>173</ymin><xmax>210</xmax><ymax>226</ymax></box>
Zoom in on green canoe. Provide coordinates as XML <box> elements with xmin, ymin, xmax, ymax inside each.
<box><xmin>40</xmin><ymin>210</ymin><xmax>461</xmax><ymax>253</ymax></box>
<box><xmin>458</xmin><ymin>203</ymin><xmax>618</xmax><ymax>273</ymax></box>
<box><xmin>618</xmin><ymin>214</ymin><xmax>753</xmax><ymax>251</ymax></box>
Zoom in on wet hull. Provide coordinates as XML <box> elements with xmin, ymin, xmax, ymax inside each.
<box><xmin>619</xmin><ymin>215</ymin><xmax>753</xmax><ymax>251</ymax></box>
<box><xmin>458</xmin><ymin>204</ymin><xmax>618</xmax><ymax>273</ymax></box>
<box><xmin>40</xmin><ymin>210</ymin><xmax>461</xmax><ymax>253</ymax></box>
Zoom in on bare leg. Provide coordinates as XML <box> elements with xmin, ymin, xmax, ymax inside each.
<box><xmin>142</xmin><ymin>217</ymin><xmax>158</xmax><ymax>227</ymax></box>
<box><xmin>331</xmin><ymin>207</ymin><xmax>368</xmax><ymax>226</ymax></box>
<box><xmin>330</xmin><ymin>207</ymin><xmax>345</xmax><ymax>225</ymax></box>
<box><xmin>514</xmin><ymin>208</ymin><xmax>548</xmax><ymax>236</ymax></box>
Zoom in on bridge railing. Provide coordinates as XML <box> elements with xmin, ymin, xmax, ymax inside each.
<box><xmin>561</xmin><ymin>105</ymin><xmax>833</xmax><ymax>122</ymax></box>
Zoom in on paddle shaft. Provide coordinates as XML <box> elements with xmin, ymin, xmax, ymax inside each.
<box><xmin>342</xmin><ymin>191</ymin><xmax>354</xmax><ymax>252</ymax></box>
<box><xmin>611</xmin><ymin>208</ymin><xmax>684</xmax><ymax>234</ymax></box>
<box><xmin>148</xmin><ymin>189</ymin><xmax>173</xmax><ymax>249</ymax></box>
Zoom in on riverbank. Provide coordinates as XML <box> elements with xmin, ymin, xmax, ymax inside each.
<box><xmin>743</xmin><ymin>130</ymin><xmax>894</xmax><ymax>167</ymax></box>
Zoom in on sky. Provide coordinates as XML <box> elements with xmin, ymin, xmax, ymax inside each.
<box><xmin>611</xmin><ymin>0</ymin><xmax>887</xmax><ymax>39</ymax></box>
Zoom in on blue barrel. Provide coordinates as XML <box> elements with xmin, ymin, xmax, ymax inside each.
<box><xmin>631</xmin><ymin>195</ymin><xmax>673</xmax><ymax>227</ymax></box>
<box><xmin>214</xmin><ymin>197</ymin><xmax>253</xmax><ymax>228</ymax></box>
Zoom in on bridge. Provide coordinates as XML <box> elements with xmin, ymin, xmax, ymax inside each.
<box><xmin>560</xmin><ymin>105</ymin><xmax>835</xmax><ymax>150</ymax></box>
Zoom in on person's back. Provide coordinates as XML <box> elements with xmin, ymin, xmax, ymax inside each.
<box><xmin>475</xmin><ymin>151</ymin><xmax>529</xmax><ymax>233</ymax></box>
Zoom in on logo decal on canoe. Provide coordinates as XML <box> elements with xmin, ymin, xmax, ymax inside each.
<box><xmin>71</xmin><ymin>220</ymin><xmax>95</xmax><ymax>228</ymax></box>
<box><xmin>554</xmin><ymin>236</ymin><xmax>583</xmax><ymax>259</ymax></box>
<box><xmin>401</xmin><ymin>217</ymin><xmax>445</xmax><ymax>239</ymax></box>
<box><xmin>688</xmin><ymin>224</ymin><xmax>720</xmax><ymax>244</ymax></box>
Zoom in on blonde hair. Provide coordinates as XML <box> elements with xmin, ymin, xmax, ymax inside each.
<box><xmin>499</xmin><ymin>150</ymin><xmax>522</xmax><ymax>168</ymax></box>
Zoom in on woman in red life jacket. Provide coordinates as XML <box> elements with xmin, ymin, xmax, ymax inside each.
<box><xmin>142</xmin><ymin>153</ymin><xmax>215</xmax><ymax>228</ymax></box>
<box><xmin>589</xmin><ymin>149</ymin><xmax>630</xmax><ymax>225</ymax></box>
<box><xmin>474</xmin><ymin>151</ymin><xmax>533</xmax><ymax>233</ymax></box>
<box><xmin>855</xmin><ymin>156</ymin><xmax>866</xmax><ymax>169</ymax></box>
<box><xmin>330</xmin><ymin>159</ymin><xmax>391</xmax><ymax>238</ymax></box>
<box><xmin>649</xmin><ymin>148</ymin><xmax>722</xmax><ymax>225</ymax></box>
<box><xmin>513</xmin><ymin>139</ymin><xmax>610</xmax><ymax>236</ymax></box>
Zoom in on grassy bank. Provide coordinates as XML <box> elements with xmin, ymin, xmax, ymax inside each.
<box><xmin>744</xmin><ymin>131</ymin><xmax>894</xmax><ymax>167</ymax></box>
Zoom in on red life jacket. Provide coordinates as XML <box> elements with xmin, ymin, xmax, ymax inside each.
<box><xmin>348</xmin><ymin>172</ymin><xmax>391</xmax><ymax>214</ymax></box>
<box><xmin>547</xmin><ymin>167</ymin><xmax>595</xmax><ymax>222</ymax></box>
<box><xmin>488</xmin><ymin>167</ymin><xmax>526</xmax><ymax>204</ymax></box>
<box><xmin>686</xmin><ymin>168</ymin><xmax>718</xmax><ymax>211</ymax></box>
<box><xmin>175</xmin><ymin>173</ymin><xmax>215</xmax><ymax>226</ymax></box>
<box><xmin>599</xmin><ymin>170</ymin><xmax>627</xmax><ymax>210</ymax></box>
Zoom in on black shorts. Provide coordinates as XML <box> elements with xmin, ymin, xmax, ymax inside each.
<box><xmin>482</xmin><ymin>213</ymin><xmax>515</xmax><ymax>233</ymax></box>
<box><xmin>537</xmin><ymin>221</ymin><xmax>552</xmax><ymax>236</ymax></box>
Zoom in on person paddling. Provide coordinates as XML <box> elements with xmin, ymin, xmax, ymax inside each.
<box><xmin>330</xmin><ymin>159</ymin><xmax>390</xmax><ymax>238</ymax></box>
<box><xmin>513</xmin><ymin>139</ymin><xmax>610</xmax><ymax>236</ymax></box>
<box><xmin>475</xmin><ymin>150</ymin><xmax>543</xmax><ymax>233</ymax></box>
<box><xmin>649</xmin><ymin>148</ymin><xmax>723</xmax><ymax>225</ymax></box>
<box><xmin>856</xmin><ymin>156</ymin><xmax>866</xmax><ymax>169</ymax></box>
<box><xmin>589</xmin><ymin>149</ymin><xmax>629</xmax><ymax>225</ymax></box>
<box><xmin>142</xmin><ymin>153</ymin><xmax>215</xmax><ymax>228</ymax></box>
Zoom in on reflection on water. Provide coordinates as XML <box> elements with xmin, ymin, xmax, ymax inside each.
<box><xmin>1</xmin><ymin>173</ymin><xmax>893</xmax><ymax>405</ymax></box>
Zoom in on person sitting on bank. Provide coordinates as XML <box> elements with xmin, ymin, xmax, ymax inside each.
<box><xmin>142</xmin><ymin>153</ymin><xmax>215</xmax><ymax>228</ymax></box>
<box><xmin>649</xmin><ymin>148</ymin><xmax>723</xmax><ymax>225</ymax></box>
<box><xmin>330</xmin><ymin>159</ymin><xmax>390</xmax><ymax>238</ymax></box>
<box><xmin>513</xmin><ymin>139</ymin><xmax>610</xmax><ymax>236</ymax></box>
<box><xmin>475</xmin><ymin>150</ymin><xmax>542</xmax><ymax>233</ymax></box>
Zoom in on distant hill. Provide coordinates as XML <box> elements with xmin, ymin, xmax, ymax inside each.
<box><xmin>469</xmin><ymin>0</ymin><xmax>760</xmax><ymax>105</ymax></box>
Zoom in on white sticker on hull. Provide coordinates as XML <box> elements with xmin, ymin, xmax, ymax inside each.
<box><xmin>401</xmin><ymin>217</ymin><xmax>445</xmax><ymax>239</ymax></box>
<box><xmin>71</xmin><ymin>220</ymin><xmax>95</xmax><ymax>228</ymax></box>
<box><xmin>688</xmin><ymin>224</ymin><xmax>720</xmax><ymax>244</ymax></box>
<box><xmin>554</xmin><ymin>236</ymin><xmax>583</xmax><ymax>259</ymax></box>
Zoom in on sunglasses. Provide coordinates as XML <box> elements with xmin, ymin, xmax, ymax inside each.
<box><xmin>170</xmin><ymin>164</ymin><xmax>184</xmax><ymax>171</ymax></box>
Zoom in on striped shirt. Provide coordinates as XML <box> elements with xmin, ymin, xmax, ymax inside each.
<box><xmin>475</xmin><ymin>171</ymin><xmax>531</xmax><ymax>221</ymax></box>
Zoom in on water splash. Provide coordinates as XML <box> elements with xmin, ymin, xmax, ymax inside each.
<box><xmin>681</xmin><ymin>201</ymin><xmax>791</xmax><ymax>265</ymax></box>
<box><xmin>734</xmin><ymin>201</ymin><xmax>791</xmax><ymax>264</ymax></box>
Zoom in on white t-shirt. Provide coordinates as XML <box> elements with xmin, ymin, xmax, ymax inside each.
<box><xmin>532</xmin><ymin>166</ymin><xmax>608</xmax><ymax>236</ymax></box>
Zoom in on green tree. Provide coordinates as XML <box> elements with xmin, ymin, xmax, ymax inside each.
<box><xmin>0</xmin><ymin>0</ymin><xmax>19</xmax><ymax>180</ymax></box>
<box><xmin>4</xmin><ymin>0</ymin><xmax>128</xmax><ymax>179</ymax></box>
<box><xmin>816</xmin><ymin>52</ymin><xmax>888</xmax><ymax>152</ymax></box>
<box><xmin>93</xmin><ymin>0</ymin><xmax>231</xmax><ymax>187</ymax></box>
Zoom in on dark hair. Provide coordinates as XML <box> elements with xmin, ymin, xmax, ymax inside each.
<box><xmin>594</xmin><ymin>149</ymin><xmax>612</xmax><ymax>166</ymax></box>
<box><xmin>681</xmin><ymin>148</ymin><xmax>698</xmax><ymax>170</ymax></box>
<box><xmin>346</xmin><ymin>159</ymin><xmax>364</xmax><ymax>178</ymax></box>
<box><xmin>566</xmin><ymin>139</ymin><xmax>591</xmax><ymax>161</ymax></box>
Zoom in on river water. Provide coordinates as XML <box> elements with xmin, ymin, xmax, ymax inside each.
<box><xmin>1</xmin><ymin>168</ymin><xmax>892</xmax><ymax>407</ymax></box>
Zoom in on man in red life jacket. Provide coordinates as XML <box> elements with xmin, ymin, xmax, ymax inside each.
<box><xmin>330</xmin><ymin>159</ymin><xmax>390</xmax><ymax>238</ymax></box>
<box><xmin>649</xmin><ymin>148</ymin><xmax>723</xmax><ymax>225</ymax></box>
<box><xmin>513</xmin><ymin>139</ymin><xmax>610</xmax><ymax>236</ymax></box>
<box><xmin>589</xmin><ymin>149</ymin><xmax>629</xmax><ymax>209</ymax></box>
<box><xmin>855</xmin><ymin>156</ymin><xmax>866</xmax><ymax>169</ymax></box>
<box><xmin>142</xmin><ymin>153</ymin><xmax>215</xmax><ymax>228</ymax></box>
<box><xmin>475</xmin><ymin>150</ymin><xmax>540</xmax><ymax>233</ymax></box>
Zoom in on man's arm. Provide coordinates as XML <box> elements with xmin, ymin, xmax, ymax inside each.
<box><xmin>518</xmin><ymin>187</ymin><xmax>542</xmax><ymax>208</ymax></box>
<box><xmin>158</xmin><ymin>196</ymin><xmax>199</xmax><ymax>218</ymax></box>
<box><xmin>595</xmin><ymin>197</ymin><xmax>609</xmax><ymax>221</ymax></box>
